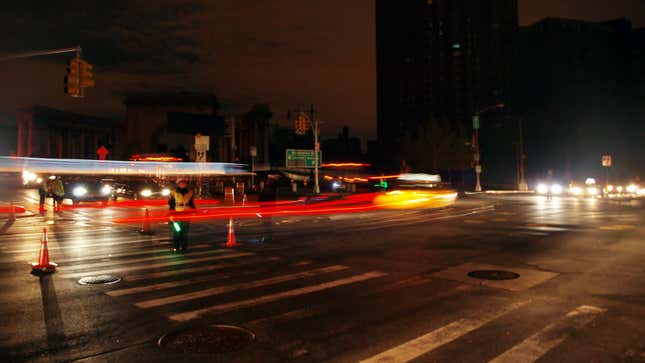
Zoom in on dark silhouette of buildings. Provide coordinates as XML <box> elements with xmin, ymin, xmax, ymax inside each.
<box><xmin>375</xmin><ymin>0</ymin><xmax>517</xmax><ymax>169</ymax></box>
<box><xmin>513</xmin><ymin>18</ymin><xmax>643</xmax><ymax>181</ymax></box>
<box><xmin>322</xmin><ymin>126</ymin><xmax>362</xmax><ymax>162</ymax></box>
<box><xmin>13</xmin><ymin>105</ymin><xmax>122</xmax><ymax>159</ymax></box>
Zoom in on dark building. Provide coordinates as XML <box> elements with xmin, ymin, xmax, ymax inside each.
<box><xmin>13</xmin><ymin>105</ymin><xmax>122</xmax><ymax>159</ymax></box>
<box><xmin>235</xmin><ymin>104</ymin><xmax>272</xmax><ymax>170</ymax></box>
<box><xmin>124</xmin><ymin>92</ymin><xmax>222</xmax><ymax>160</ymax></box>
<box><xmin>513</xmin><ymin>18</ymin><xmax>642</xmax><ymax>182</ymax></box>
<box><xmin>375</xmin><ymin>0</ymin><xmax>517</xmax><ymax>169</ymax></box>
<box><xmin>124</xmin><ymin>93</ymin><xmax>270</xmax><ymax>165</ymax></box>
<box><xmin>322</xmin><ymin>126</ymin><xmax>363</xmax><ymax>163</ymax></box>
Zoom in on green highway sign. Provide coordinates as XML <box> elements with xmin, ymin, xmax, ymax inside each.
<box><xmin>286</xmin><ymin>149</ymin><xmax>322</xmax><ymax>168</ymax></box>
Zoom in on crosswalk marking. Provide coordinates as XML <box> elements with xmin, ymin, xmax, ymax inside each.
<box><xmin>62</xmin><ymin>249</ymin><xmax>230</xmax><ymax>271</ymax></box>
<box><xmin>168</xmin><ymin>271</ymin><xmax>387</xmax><ymax>322</ymax></box>
<box><xmin>134</xmin><ymin>265</ymin><xmax>349</xmax><ymax>308</ymax></box>
<box><xmin>124</xmin><ymin>256</ymin><xmax>280</xmax><ymax>281</ymax></box>
<box><xmin>5</xmin><ymin>236</ymin><xmax>172</xmax><ymax>254</ymax></box>
<box><xmin>59</xmin><ymin>252</ymin><xmax>254</xmax><ymax>279</ymax></box>
<box><xmin>107</xmin><ymin>269</ymin><xmax>257</xmax><ymax>297</ymax></box>
<box><xmin>489</xmin><ymin>305</ymin><xmax>605</xmax><ymax>363</ymax></box>
<box><xmin>35</xmin><ymin>244</ymin><xmax>213</xmax><ymax>264</ymax></box>
<box><xmin>358</xmin><ymin>300</ymin><xmax>529</xmax><ymax>363</ymax></box>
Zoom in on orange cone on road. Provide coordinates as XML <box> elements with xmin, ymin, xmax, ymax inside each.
<box><xmin>31</xmin><ymin>228</ymin><xmax>57</xmax><ymax>273</ymax></box>
<box><xmin>139</xmin><ymin>208</ymin><xmax>153</xmax><ymax>235</ymax></box>
<box><xmin>225</xmin><ymin>217</ymin><xmax>239</xmax><ymax>247</ymax></box>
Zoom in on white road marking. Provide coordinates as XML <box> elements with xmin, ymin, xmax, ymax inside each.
<box><xmin>5</xmin><ymin>236</ymin><xmax>172</xmax><ymax>254</ymax></box>
<box><xmin>358</xmin><ymin>300</ymin><xmax>530</xmax><ymax>363</ymax></box>
<box><xmin>30</xmin><ymin>243</ymin><xmax>213</xmax><ymax>264</ymax></box>
<box><xmin>59</xmin><ymin>252</ymin><xmax>253</xmax><ymax>279</ymax></box>
<box><xmin>124</xmin><ymin>256</ymin><xmax>280</xmax><ymax>281</ymax></box>
<box><xmin>107</xmin><ymin>269</ymin><xmax>257</xmax><ymax>297</ymax></box>
<box><xmin>168</xmin><ymin>271</ymin><xmax>387</xmax><ymax>322</ymax></box>
<box><xmin>62</xmin><ymin>249</ymin><xmax>230</xmax><ymax>271</ymax></box>
<box><xmin>135</xmin><ymin>265</ymin><xmax>349</xmax><ymax>308</ymax></box>
<box><xmin>489</xmin><ymin>305</ymin><xmax>606</xmax><ymax>363</ymax></box>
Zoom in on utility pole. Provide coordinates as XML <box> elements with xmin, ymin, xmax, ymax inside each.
<box><xmin>229</xmin><ymin>116</ymin><xmax>236</xmax><ymax>162</ymax></box>
<box><xmin>518</xmin><ymin>118</ymin><xmax>528</xmax><ymax>191</ymax></box>
<box><xmin>310</xmin><ymin>105</ymin><xmax>320</xmax><ymax>194</ymax></box>
<box><xmin>472</xmin><ymin>103</ymin><xmax>504</xmax><ymax>192</ymax></box>
<box><xmin>473</xmin><ymin>125</ymin><xmax>482</xmax><ymax>192</ymax></box>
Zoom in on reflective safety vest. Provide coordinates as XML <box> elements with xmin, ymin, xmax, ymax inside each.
<box><xmin>171</xmin><ymin>190</ymin><xmax>193</xmax><ymax>212</ymax></box>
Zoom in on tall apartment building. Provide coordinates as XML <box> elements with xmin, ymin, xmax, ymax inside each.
<box><xmin>375</xmin><ymin>0</ymin><xmax>517</xmax><ymax>168</ymax></box>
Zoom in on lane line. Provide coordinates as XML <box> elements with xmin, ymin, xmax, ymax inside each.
<box><xmin>489</xmin><ymin>305</ymin><xmax>606</xmax><ymax>363</ymax></box>
<box><xmin>358</xmin><ymin>300</ymin><xmax>530</xmax><ymax>363</ymax></box>
<box><xmin>61</xmin><ymin>248</ymin><xmax>230</xmax><ymax>271</ymax></box>
<box><xmin>168</xmin><ymin>271</ymin><xmax>387</xmax><ymax>322</ymax></box>
<box><xmin>134</xmin><ymin>265</ymin><xmax>349</xmax><ymax>308</ymax></box>
<box><xmin>59</xmin><ymin>252</ymin><xmax>254</xmax><ymax>279</ymax></box>
<box><xmin>125</xmin><ymin>256</ymin><xmax>280</xmax><ymax>281</ymax></box>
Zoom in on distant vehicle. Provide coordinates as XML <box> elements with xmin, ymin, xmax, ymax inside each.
<box><xmin>568</xmin><ymin>178</ymin><xmax>600</xmax><ymax>197</ymax></box>
<box><xmin>63</xmin><ymin>177</ymin><xmax>115</xmax><ymax>205</ymax></box>
<box><xmin>21</xmin><ymin>170</ymin><xmax>43</xmax><ymax>188</ymax></box>
<box><xmin>536</xmin><ymin>181</ymin><xmax>564</xmax><ymax>196</ymax></box>
<box><xmin>116</xmin><ymin>179</ymin><xmax>171</xmax><ymax>200</ymax></box>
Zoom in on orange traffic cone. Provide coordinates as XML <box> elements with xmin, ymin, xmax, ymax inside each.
<box><xmin>139</xmin><ymin>208</ymin><xmax>153</xmax><ymax>235</ymax></box>
<box><xmin>31</xmin><ymin>228</ymin><xmax>57</xmax><ymax>273</ymax></box>
<box><xmin>8</xmin><ymin>202</ymin><xmax>16</xmax><ymax>222</ymax></box>
<box><xmin>225</xmin><ymin>217</ymin><xmax>239</xmax><ymax>247</ymax></box>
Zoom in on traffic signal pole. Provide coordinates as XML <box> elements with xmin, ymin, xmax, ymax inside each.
<box><xmin>0</xmin><ymin>46</ymin><xmax>82</xmax><ymax>62</ymax></box>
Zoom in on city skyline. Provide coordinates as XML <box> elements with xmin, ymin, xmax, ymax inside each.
<box><xmin>0</xmin><ymin>1</ymin><xmax>643</xmax><ymax>143</ymax></box>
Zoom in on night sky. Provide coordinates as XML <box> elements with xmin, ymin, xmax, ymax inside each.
<box><xmin>1</xmin><ymin>0</ymin><xmax>643</xmax><ymax>142</ymax></box>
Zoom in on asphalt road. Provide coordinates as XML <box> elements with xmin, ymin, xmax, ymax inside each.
<box><xmin>1</xmin><ymin>189</ymin><xmax>644</xmax><ymax>362</ymax></box>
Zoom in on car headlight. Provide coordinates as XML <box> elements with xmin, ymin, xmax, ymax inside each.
<box><xmin>22</xmin><ymin>170</ymin><xmax>37</xmax><ymax>183</ymax></box>
<box><xmin>162</xmin><ymin>188</ymin><xmax>171</xmax><ymax>196</ymax></box>
<box><xmin>606</xmin><ymin>184</ymin><xmax>614</xmax><ymax>192</ymax></box>
<box><xmin>36</xmin><ymin>177</ymin><xmax>43</xmax><ymax>184</ymax></box>
<box><xmin>587</xmin><ymin>187</ymin><xmax>599</xmax><ymax>196</ymax></box>
<box><xmin>140</xmin><ymin>189</ymin><xmax>152</xmax><ymax>197</ymax></box>
<box><xmin>626</xmin><ymin>184</ymin><xmax>638</xmax><ymax>193</ymax></box>
<box><xmin>101</xmin><ymin>185</ymin><xmax>112</xmax><ymax>195</ymax></box>
<box><xmin>569</xmin><ymin>186</ymin><xmax>582</xmax><ymax>195</ymax></box>
<box><xmin>616</xmin><ymin>185</ymin><xmax>623</xmax><ymax>193</ymax></box>
<box><xmin>73</xmin><ymin>186</ymin><xmax>88</xmax><ymax>197</ymax></box>
<box><xmin>551</xmin><ymin>184</ymin><xmax>563</xmax><ymax>195</ymax></box>
<box><xmin>536</xmin><ymin>183</ymin><xmax>548</xmax><ymax>194</ymax></box>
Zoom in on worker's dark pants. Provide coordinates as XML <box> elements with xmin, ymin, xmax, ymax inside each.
<box><xmin>261</xmin><ymin>215</ymin><xmax>273</xmax><ymax>242</ymax></box>
<box><xmin>38</xmin><ymin>190</ymin><xmax>46</xmax><ymax>209</ymax></box>
<box><xmin>172</xmin><ymin>221</ymin><xmax>190</xmax><ymax>251</ymax></box>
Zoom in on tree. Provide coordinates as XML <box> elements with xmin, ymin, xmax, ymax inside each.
<box><xmin>401</xmin><ymin>118</ymin><xmax>471</xmax><ymax>173</ymax></box>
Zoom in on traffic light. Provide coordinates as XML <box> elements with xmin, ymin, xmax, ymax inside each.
<box><xmin>64</xmin><ymin>58</ymin><xmax>80</xmax><ymax>97</ymax></box>
<box><xmin>64</xmin><ymin>56</ymin><xmax>95</xmax><ymax>98</ymax></box>
<box><xmin>294</xmin><ymin>113</ymin><xmax>309</xmax><ymax>135</ymax></box>
<box><xmin>79</xmin><ymin>59</ymin><xmax>95</xmax><ymax>88</ymax></box>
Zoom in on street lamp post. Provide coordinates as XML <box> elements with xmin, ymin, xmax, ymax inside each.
<box><xmin>472</xmin><ymin>104</ymin><xmax>505</xmax><ymax>192</ymax></box>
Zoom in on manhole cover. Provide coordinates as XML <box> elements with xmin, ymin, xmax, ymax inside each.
<box><xmin>467</xmin><ymin>270</ymin><xmax>520</xmax><ymax>280</ymax></box>
<box><xmin>78</xmin><ymin>275</ymin><xmax>122</xmax><ymax>285</ymax></box>
<box><xmin>159</xmin><ymin>325</ymin><xmax>255</xmax><ymax>354</ymax></box>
